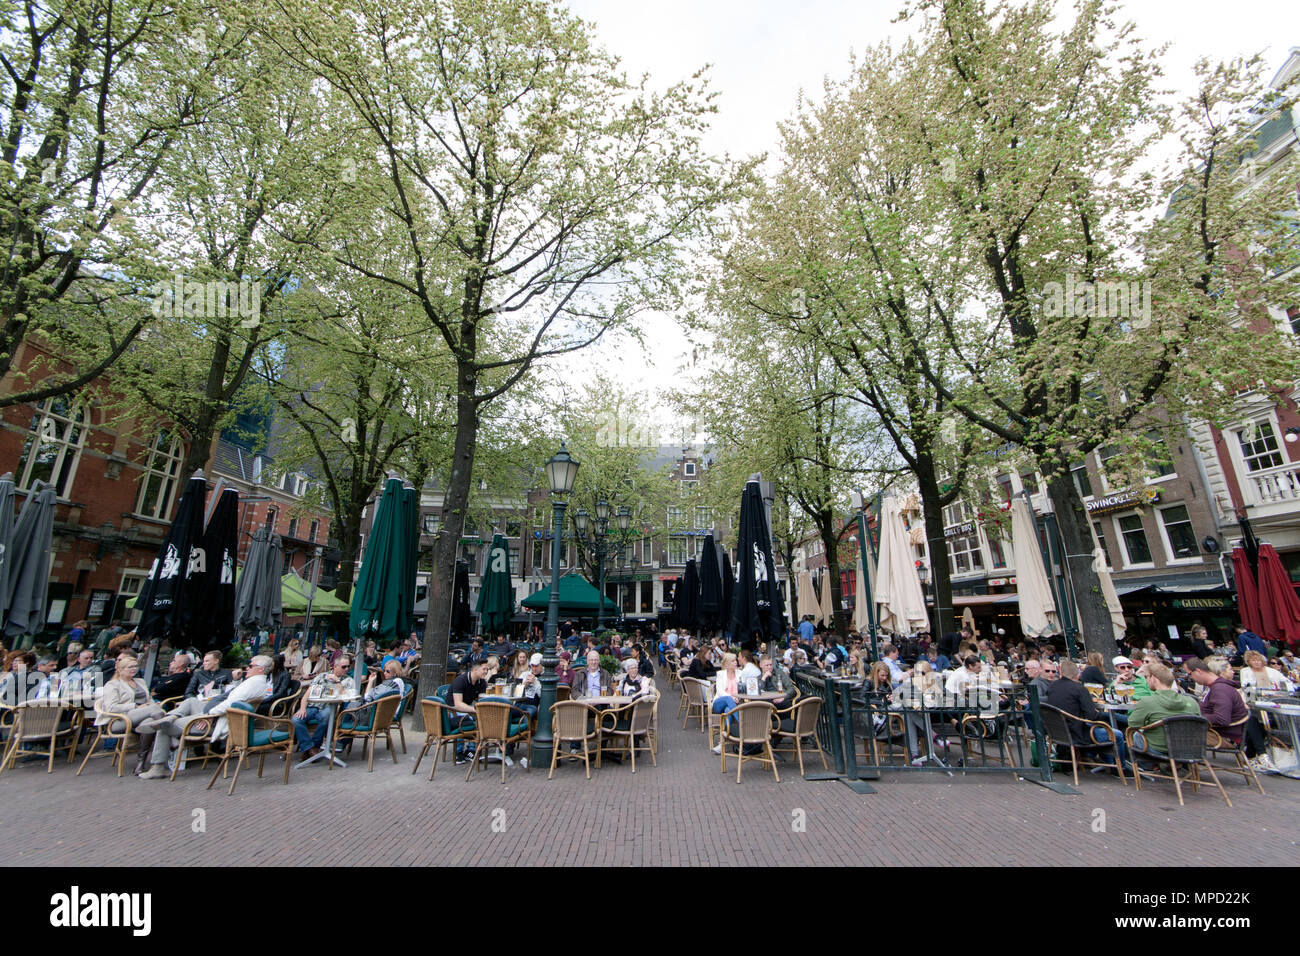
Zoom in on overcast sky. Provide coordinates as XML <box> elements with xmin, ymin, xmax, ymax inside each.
<box><xmin>549</xmin><ymin>0</ymin><xmax>1300</xmax><ymax>436</ymax></box>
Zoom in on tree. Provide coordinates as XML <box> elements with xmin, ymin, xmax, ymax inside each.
<box><xmin>271</xmin><ymin>0</ymin><xmax>744</xmax><ymax>702</ymax></box>
<box><xmin>0</xmin><ymin>0</ymin><xmax>245</xmax><ymax>406</ymax></box>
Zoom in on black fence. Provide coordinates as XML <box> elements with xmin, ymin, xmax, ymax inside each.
<box><xmin>791</xmin><ymin>671</ymin><xmax>1055</xmax><ymax>782</ymax></box>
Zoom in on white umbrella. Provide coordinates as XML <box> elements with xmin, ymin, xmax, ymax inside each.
<box><xmin>874</xmin><ymin>496</ymin><xmax>928</xmax><ymax>635</ymax></box>
<box><xmin>853</xmin><ymin>553</ymin><xmax>874</xmax><ymax>633</ymax></box>
<box><xmin>1093</xmin><ymin>549</ymin><xmax>1127</xmax><ymax>643</ymax></box>
<box><xmin>796</xmin><ymin>568</ymin><xmax>818</xmax><ymax>623</ymax></box>
<box><xmin>1010</xmin><ymin>498</ymin><xmax>1059</xmax><ymax>638</ymax></box>
<box><xmin>817</xmin><ymin>569</ymin><xmax>836</xmax><ymax>628</ymax></box>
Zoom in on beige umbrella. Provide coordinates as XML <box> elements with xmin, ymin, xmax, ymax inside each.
<box><xmin>1010</xmin><ymin>498</ymin><xmax>1059</xmax><ymax>638</ymax></box>
<box><xmin>854</xmin><ymin>550</ymin><xmax>874</xmax><ymax>633</ymax></box>
<box><xmin>796</xmin><ymin>568</ymin><xmax>819</xmax><ymax>623</ymax></box>
<box><xmin>817</xmin><ymin>569</ymin><xmax>836</xmax><ymax>628</ymax></box>
<box><xmin>874</xmin><ymin>496</ymin><xmax>928</xmax><ymax>635</ymax></box>
<box><xmin>1093</xmin><ymin>548</ymin><xmax>1127</xmax><ymax>643</ymax></box>
<box><xmin>961</xmin><ymin>606</ymin><xmax>976</xmax><ymax>637</ymax></box>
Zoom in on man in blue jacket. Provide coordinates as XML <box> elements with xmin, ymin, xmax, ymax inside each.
<box><xmin>1234</xmin><ymin>625</ymin><xmax>1267</xmax><ymax>659</ymax></box>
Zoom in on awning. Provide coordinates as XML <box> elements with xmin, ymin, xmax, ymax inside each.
<box><xmin>951</xmin><ymin>594</ymin><xmax>1020</xmax><ymax>606</ymax></box>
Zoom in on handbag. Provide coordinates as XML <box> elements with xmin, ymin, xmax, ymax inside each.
<box><xmin>1268</xmin><ymin>740</ymin><xmax>1297</xmax><ymax>773</ymax></box>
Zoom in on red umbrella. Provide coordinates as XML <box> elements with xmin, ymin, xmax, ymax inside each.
<box><xmin>1231</xmin><ymin>547</ymin><xmax>1264</xmax><ymax>637</ymax></box>
<box><xmin>1256</xmin><ymin>545</ymin><xmax>1300</xmax><ymax>649</ymax></box>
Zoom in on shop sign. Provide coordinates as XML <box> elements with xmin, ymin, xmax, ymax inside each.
<box><xmin>1086</xmin><ymin>489</ymin><xmax>1161</xmax><ymax>515</ymax></box>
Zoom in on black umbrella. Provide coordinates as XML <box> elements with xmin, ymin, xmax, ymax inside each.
<box><xmin>728</xmin><ymin>479</ymin><xmax>785</xmax><ymax>651</ymax></box>
<box><xmin>0</xmin><ymin>473</ymin><xmax>15</xmax><ymax>626</ymax></box>
<box><xmin>698</xmin><ymin>535</ymin><xmax>723</xmax><ymax>631</ymax></box>
<box><xmin>668</xmin><ymin>576</ymin><xmax>683</xmax><ymax>629</ymax></box>
<box><xmin>234</xmin><ymin>528</ymin><xmax>283</xmax><ymax>632</ymax></box>
<box><xmin>188</xmin><ymin>487</ymin><xmax>239</xmax><ymax>652</ymax></box>
<box><xmin>451</xmin><ymin>559</ymin><xmax>472</xmax><ymax>638</ymax></box>
<box><xmin>1237</xmin><ymin>510</ymin><xmax>1261</xmax><ymax>580</ymax></box>
<box><xmin>721</xmin><ymin>551</ymin><xmax>733</xmax><ymax>637</ymax></box>
<box><xmin>681</xmin><ymin>558</ymin><xmax>701</xmax><ymax>635</ymax></box>
<box><xmin>3</xmin><ymin>482</ymin><xmax>55</xmax><ymax>644</ymax></box>
<box><xmin>135</xmin><ymin>471</ymin><xmax>209</xmax><ymax>644</ymax></box>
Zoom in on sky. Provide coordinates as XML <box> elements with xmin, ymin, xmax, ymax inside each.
<box><xmin>549</xmin><ymin>0</ymin><xmax>1300</xmax><ymax>435</ymax></box>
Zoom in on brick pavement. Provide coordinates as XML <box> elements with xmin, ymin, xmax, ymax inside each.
<box><xmin>3</xmin><ymin>694</ymin><xmax>1298</xmax><ymax>866</ymax></box>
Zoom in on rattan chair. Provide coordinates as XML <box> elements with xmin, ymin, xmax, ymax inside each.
<box><xmin>555</xmin><ymin>683</ymin><xmax>572</xmax><ymax>703</ymax></box>
<box><xmin>1205</xmin><ymin>715</ymin><xmax>1265</xmax><ymax>795</ymax></box>
<box><xmin>681</xmin><ymin>677</ymin><xmax>710</xmax><ymax>732</ymax></box>
<box><xmin>466</xmin><ymin>700</ymin><xmax>532</xmax><ymax>783</ymax></box>
<box><xmin>0</xmin><ymin>701</ymin><xmax>79</xmax><ymax>775</ymax></box>
<box><xmin>266</xmin><ymin>684</ymin><xmax>306</xmax><ymax>719</ymax></box>
<box><xmin>771</xmin><ymin>697</ymin><xmax>827</xmax><ymax>777</ymax></box>
<box><xmin>598</xmin><ymin>695</ymin><xmax>657</xmax><ymax>772</ymax></box>
<box><xmin>718</xmin><ymin>700</ymin><xmax>780</xmax><ymax>783</ymax></box>
<box><xmin>1039</xmin><ymin>704</ymin><xmax>1127</xmax><ymax>787</ymax></box>
<box><xmin>77</xmin><ymin>705</ymin><xmax>139</xmax><ymax>777</ymax></box>
<box><xmin>959</xmin><ymin>713</ymin><xmax>1022</xmax><ymax>780</ymax></box>
<box><xmin>675</xmin><ymin>669</ymin><xmax>690</xmax><ymax>718</ymax></box>
<box><xmin>167</xmin><ymin>713</ymin><xmax>222</xmax><ymax>781</ymax></box>
<box><xmin>412</xmin><ymin>697</ymin><xmax>476</xmax><ymax>780</ymax></box>
<box><xmin>206</xmin><ymin>703</ymin><xmax>295</xmax><ymax>795</ymax></box>
<box><xmin>1126</xmin><ymin>715</ymin><xmax>1230</xmax><ymax>807</ymax></box>
<box><xmin>547</xmin><ymin>700</ymin><xmax>600</xmax><ymax>779</ymax></box>
<box><xmin>387</xmin><ymin>684</ymin><xmax>416</xmax><ymax>754</ymax></box>
<box><xmin>336</xmin><ymin>694</ymin><xmax>403</xmax><ymax>772</ymax></box>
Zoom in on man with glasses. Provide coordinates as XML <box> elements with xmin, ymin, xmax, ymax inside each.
<box><xmin>291</xmin><ymin>653</ymin><xmax>357</xmax><ymax>761</ymax></box>
<box><xmin>1108</xmin><ymin>656</ymin><xmax>1151</xmax><ymax>699</ymax></box>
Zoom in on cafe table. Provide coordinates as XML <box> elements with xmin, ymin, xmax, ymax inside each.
<box><xmin>1250</xmin><ymin>697</ymin><xmax>1300</xmax><ymax>779</ymax></box>
<box><xmin>296</xmin><ymin>691</ymin><xmax>359</xmax><ymax>769</ymax></box>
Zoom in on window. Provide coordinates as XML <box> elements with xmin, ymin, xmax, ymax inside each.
<box><xmin>681</xmin><ymin>480</ymin><xmax>697</xmax><ymax>492</ymax></box>
<box><xmin>135</xmin><ymin>431</ymin><xmax>185</xmax><ymax>520</ymax></box>
<box><xmin>666</xmin><ymin>506</ymin><xmax>684</xmax><ymax>528</ymax></box>
<box><xmin>987</xmin><ymin>534</ymin><xmax>1007</xmax><ymax>569</ymax></box>
<box><xmin>118</xmin><ymin>570</ymin><xmax>148</xmax><ymax>623</ymax></box>
<box><xmin>1117</xmin><ymin>514</ymin><xmax>1153</xmax><ymax>565</ymax></box>
<box><xmin>1236</xmin><ymin>422</ymin><xmax>1284</xmax><ymax>472</ymax></box>
<box><xmin>531</xmin><ymin>540</ymin><xmax>544</xmax><ymax>570</ymax></box>
<box><xmin>1019</xmin><ymin>471</ymin><xmax>1039</xmax><ymax>495</ymax></box>
<box><xmin>1144</xmin><ymin>429</ymin><xmax>1175</xmax><ymax>478</ymax></box>
<box><xmin>946</xmin><ymin>533</ymin><xmax>984</xmax><ymax>575</ymax></box>
<box><xmin>422</xmin><ymin>513</ymin><xmax>440</xmax><ymax>535</ymax></box>
<box><xmin>942</xmin><ymin>501</ymin><xmax>969</xmax><ymax>526</ymax></box>
<box><xmin>264</xmin><ymin>508</ymin><xmax>277</xmax><ymax>532</ymax></box>
<box><xmin>1092</xmin><ymin>521</ymin><xmax>1112</xmax><ymax>569</ymax></box>
<box><xmin>308</xmin><ymin>520</ymin><xmax>319</xmax><ymax>543</ymax></box>
<box><xmin>505</xmin><ymin>520</ymin><xmax>521</xmax><ymax>538</ymax></box>
<box><xmin>1158</xmin><ymin>505</ymin><xmax>1200</xmax><ymax>560</ymax></box>
<box><xmin>641</xmin><ymin>537</ymin><xmax>653</xmax><ymax>564</ymax></box>
<box><xmin>282</xmin><ymin>551</ymin><xmax>293</xmax><ymax>575</ymax></box>
<box><xmin>509</xmin><ymin>548</ymin><xmax>520</xmax><ymax>576</ymax></box>
<box><xmin>17</xmin><ymin>397</ymin><xmax>88</xmax><ymax>496</ymax></box>
<box><xmin>1071</xmin><ymin>462</ymin><xmax>1093</xmax><ymax>499</ymax></box>
<box><xmin>287</xmin><ymin>517</ymin><xmax>299</xmax><ymax>539</ymax></box>
<box><xmin>695</xmin><ymin>506</ymin><xmax>713</xmax><ymax>528</ymax></box>
<box><xmin>668</xmin><ymin>537</ymin><xmax>688</xmax><ymax>566</ymax></box>
<box><xmin>995</xmin><ymin>474</ymin><xmax>1013</xmax><ymax>505</ymax></box>
<box><xmin>684</xmin><ymin>462</ymin><xmax>696</xmax><ymax>476</ymax></box>
<box><xmin>1288</xmin><ymin>305</ymin><xmax>1299</xmax><ymax>337</ymax></box>
<box><xmin>1097</xmin><ymin>444</ymin><xmax>1123</xmax><ymax>483</ymax></box>
<box><xmin>622</xmin><ymin>542</ymin><xmax>636</xmax><ymax>566</ymax></box>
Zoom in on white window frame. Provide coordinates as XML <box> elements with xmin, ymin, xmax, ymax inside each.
<box><xmin>1224</xmin><ymin>410</ymin><xmax>1289</xmax><ymax>507</ymax></box>
<box><xmin>1113</xmin><ymin>512</ymin><xmax>1155</xmax><ymax>569</ymax></box>
<box><xmin>684</xmin><ymin>462</ymin><xmax>696</xmax><ymax>476</ymax></box>
<box><xmin>1155</xmin><ymin>503</ymin><xmax>1202</xmax><ymax>565</ymax></box>
<box><xmin>119</xmin><ymin>569</ymin><xmax>148</xmax><ymax>623</ymax></box>
<box><xmin>668</xmin><ymin>537</ymin><xmax>688</xmax><ymax>566</ymax></box>
<box><xmin>17</xmin><ymin>398</ymin><xmax>89</xmax><ymax>497</ymax></box>
<box><xmin>134</xmin><ymin>431</ymin><xmax>185</xmax><ymax>520</ymax></box>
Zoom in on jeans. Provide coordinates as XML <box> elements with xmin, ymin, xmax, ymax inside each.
<box><xmin>712</xmin><ymin>696</ymin><xmax>739</xmax><ymax>736</ymax></box>
<box><xmin>292</xmin><ymin>706</ymin><xmax>333</xmax><ymax>753</ymax></box>
<box><xmin>1089</xmin><ymin>724</ymin><xmax>1130</xmax><ymax>768</ymax></box>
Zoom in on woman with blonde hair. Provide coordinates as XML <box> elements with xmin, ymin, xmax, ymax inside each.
<box><xmin>709</xmin><ymin>652</ymin><xmax>743</xmax><ymax>754</ymax></box>
<box><xmin>893</xmin><ymin>660</ymin><xmax>941</xmax><ymax>763</ymax></box>
<box><xmin>1240</xmin><ymin>650</ymin><xmax>1295</xmax><ymax>693</ymax></box>
<box><xmin>1081</xmin><ymin>652</ymin><xmax>1107</xmax><ymax>686</ymax></box>
<box><xmin>98</xmin><ymin>655</ymin><xmax>165</xmax><ymax>775</ymax></box>
<box><xmin>868</xmin><ymin>661</ymin><xmax>893</xmax><ymax>696</ymax></box>
<box><xmin>509</xmin><ymin>648</ymin><xmax>530</xmax><ymax>681</ymax></box>
<box><xmin>282</xmin><ymin>637</ymin><xmax>304</xmax><ymax>673</ymax></box>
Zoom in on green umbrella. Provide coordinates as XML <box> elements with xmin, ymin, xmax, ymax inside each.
<box><xmin>520</xmin><ymin>571</ymin><xmax>617</xmax><ymax>616</ymax></box>
<box><xmin>399</xmin><ymin>483</ymin><xmax>419</xmax><ymax>639</ymax></box>
<box><xmin>349</xmin><ymin>476</ymin><xmax>408</xmax><ymax>644</ymax></box>
<box><xmin>475</xmin><ymin>533</ymin><xmax>514</xmax><ymax>637</ymax></box>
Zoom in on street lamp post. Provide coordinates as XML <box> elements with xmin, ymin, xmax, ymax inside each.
<box><xmin>535</xmin><ymin>442</ymin><xmax>579</xmax><ymax>770</ymax></box>
<box><xmin>916</xmin><ymin>561</ymin><xmax>933</xmax><ymax>639</ymax></box>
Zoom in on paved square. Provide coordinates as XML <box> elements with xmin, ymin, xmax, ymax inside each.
<box><xmin>4</xmin><ymin>698</ymin><xmax>1297</xmax><ymax>867</ymax></box>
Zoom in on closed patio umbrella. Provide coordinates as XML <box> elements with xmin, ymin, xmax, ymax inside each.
<box><xmin>349</xmin><ymin>476</ymin><xmax>409</xmax><ymax>645</ymax></box>
<box><xmin>3</xmin><ymin>482</ymin><xmax>56</xmax><ymax>644</ymax></box>
<box><xmin>188</xmin><ymin>487</ymin><xmax>239</xmax><ymax>652</ymax></box>
<box><xmin>720</xmin><ymin>551</ymin><xmax>733</xmax><ymax>633</ymax></box>
<box><xmin>796</xmin><ymin>568</ymin><xmax>818</xmax><ymax>623</ymax></box>
<box><xmin>853</xmin><ymin>558</ymin><xmax>874</xmax><ymax>634</ymax></box>
<box><xmin>817</xmin><ymin>568</ymin><xmax>836</xmax><ymax>629</ymax></box>
<box><xmin>1092</xmin><ymin>550</ymin><xmax>1127</xmax><ymax>647</ymax></box>
<box><xmin>1010</xmin><ymin>497</ymin><xmax>1059</xmax><ymax>639</ymax></box>
<box><xmin>1256</xmin><ymin>544</ymin><xmax>1300</xmax><ymax>649</ymax></box>
<box><xmin>0</xmin><ymin>473</ymin><xmax>16</xmax><ymax>626</ymax></box>
<box><xmin>451</xmin><ymin>559</ymin><xmax>472</xmax><ymax>639</ymax></box>
<box><xmin>234</xmin><ymin>528</ymin><xmax>284</xmax><ymax>632</ymax></box>
<box><xmin>134</xmin><ymin>470</ymin><xmax>209</xmax><ymax>645</ymax></box>
<box><xmin>873</xmin><ymin>496</ymin><xmax>927</xmax><ymax>636</ymax></box>
<box><xmin>698</xmin><ymin>535</ymin><xmax>723</xmax><ymax>631</ymax></box>
<box><xmin>680</xmin><ymin>558</ymin><xmax>701</xmax><ymax>635</ymax></box>
<box><xmin>1231</xmin><ymin>547</ymin><xmax>1264</xmax><ymax>638</ymax></box>
<box><xmin>728</xmin><ymin>479</ymin><xmax>785</xmax><ymax>651</ymax></box>
<box><xmin>476</xmin><ymin>533</ymin><xmax>515</xmax><ymax>638</ymax></box>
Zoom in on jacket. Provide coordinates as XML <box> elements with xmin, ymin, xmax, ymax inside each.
<box><xmin>185</xmin><ymin>667</ymin><xmax>232</xmax><ymax>699</ymax></box>
<box><xmin>97</xmin><ymin>678</ymin><xmax>151</xmax><ymax>726</ymax></box>
<box><xmin>569</xmin><ymin>666</ymin><xmax>612</xmax><ymax>700</ymax></box>
<box><xmin>1127</xmin><ymin>689</ymin><xmax>1200</xmax><ymax>754</ymax></box>
<box><xmin>1199</xmin><ymin>676</ymin><xmax>1248</xmax><ymax>741</ymax></box>
<box><xmin>1044</xmin><ymin>679</ymin><xmax>1103</xmax><ymax>747</ymax></box>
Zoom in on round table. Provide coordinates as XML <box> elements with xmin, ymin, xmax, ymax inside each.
<box><xmin>296</xmin><ymin>692</ymin><xmax>359</xmax><ymax>769</ymax></box>
<box><xmin>1250</xmin><ymin>698</ymin><xmax>1300</xmax><ymax>779</ymax></box>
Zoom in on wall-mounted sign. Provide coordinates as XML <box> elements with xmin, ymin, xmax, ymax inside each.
<box><xmin>944</xmin><ymin>521</ymin><xmax>976</xmax><ymax>539</ymax></box>
<box><xmin>1171</xmin><ymin>597</ymin><xmax>1235</xmax><ymax>609</ymax></box>
<box><xmin>1085</xmin><ymin>489</ymin><xmax>1161</xmax><ymax>515</ymax></box>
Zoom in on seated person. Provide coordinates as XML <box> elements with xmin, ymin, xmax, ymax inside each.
<box><xmin>291</xmin><ymin>653</ymin><xmax>358</xmax><ymax>760</ymax></box>
<box><xmin>346</xmin><ymin>658</ymin><xmax>405</xmax><ymax>714</ymax></box>
<box><xmin>1079</xmin><ymin>652</ymin><xmax>1107</xmax><ymax>687</ymax></box>
<box><xmin>880</xmin><ymin>644</ymin><xmax>910</xmax><ymax>687</ymax></box>
<box><xmin>737</xmin><ymin>649</ymin><xmax>761</xmax><ymax>686</ymax></box>
<box><xmin>295</xmin><ymin>647</ymin><xmax>326</xmax><ymax>683</ymax></box>
<box><xmin>1045</xmin><ymin>660</ymin><xmax>1124</xmax><ymax>767</ymax></box>
<box><xmin>184</xmin><ymin>650</ymin><xmax>233</xmax><ymax>699</ymax></box>
<box><xmin>1126</xmin><ymin>662</ymin><xmax>1200</xmax><ymax>766</ymax></box>
<box><xmin>617</xmin><ymin>658</ymin><xmax>653</xmax><ymax>700</ymax></box>
<box><xmin>1239</xmin><ymin>650</ymin><xmax>1296</xmax><ymax>694</ymax></box>
<box><xmin>97</xmin><ymin>656</ymin><xmax>166</xmax><ymax>775</ymax></box>
<box><xmin>1107</xmin><ymin>657</ymin><xmax>1151</xmax><ymax>699</ymax></box>
<box><xmin>570</xmin><ymin>651</ymin><xmax>612</xmax><ymax>701</ymax></box>
<box><xmin>892</xmin><ymin>660</ymin><xmax>942</xmax><ymax>763</ymax></box>
<box><xmin>256</xmin><ymin>654</ymin><xmax>296</xmax><ymax>715</ymax></box>
<box><xmin>554</xmin><ymin>651</ymin><xmax>575</xmax><ymax>687</ymax></box>
<box><xmin>513</xmin><ymin>653</ymin><xmax>545</xmax><ymax>721</ymax></box>
<box><xmin>758</xmin><ymin>656</ymin><xmax>793</xmax><ymax>698</ymax></box>
<box><xmin>1186</xmin><ymin>657</ymin><xmax>1270</xmax><ymax>765</ymax></box>
<box><xmin>150</xmin><ymin>652</ymin><xmax>193</xmax><ymax>701</ymax></box>
<box><xmin>686</xmin><ymin>647</ymin><xmax>718</xmax><ymax>682</ymax></box>
<box><xmin>448</xmin><ymin>658</ymin><xmax>491</xmax><ymax>763</ymax></box>
<box><xmin>709</xmin><ymin>653</ymin><xmax>746</xmax><ymax>755</ymax></box>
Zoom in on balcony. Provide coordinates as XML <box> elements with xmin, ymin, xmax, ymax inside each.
<box><xmin>1243</xmin><ymin>460</ymin><xmax>1300</xmax><ymax>508</ymax></box>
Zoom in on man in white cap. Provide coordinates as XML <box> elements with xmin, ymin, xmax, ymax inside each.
<box><xmin>1108</xmin><ymin>655</ymin><xmax>1151</xmax><ymax>699</ymax></box>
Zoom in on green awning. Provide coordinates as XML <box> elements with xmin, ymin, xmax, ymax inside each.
<box><xmin>520</xmin><ymin>572</ymin><xmax>617</xmax><ymax>613</ymax></box>
<box><xmin>126</xmin><ymin>568</ymin><xmax>350</xmax><ymax>615</ymax></box>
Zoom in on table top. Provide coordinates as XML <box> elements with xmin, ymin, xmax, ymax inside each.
<box><xmin>1251</xmin><ymin>699</ymin><xmax>1300</xmax><ymax>716</ymax></box>
<box><xmin>577</xmin><ymin>695</ymin><xmax>634</xmax><ymax>707</ymax></box>
<box><xmin>738</xmin><ymin>692</ymin><xmax>785</xmax><ymax>702</ymax></box>
<box><xmin>307</xmin><ymin>692</ymin><xmax>359</xmax><ymax>704</ymax></box>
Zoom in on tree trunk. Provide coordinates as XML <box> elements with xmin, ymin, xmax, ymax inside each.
<box><xmin>332</xmin><ymin>498</ymin><xmax>366</xmax><ymax>605</ymax></box>
<box><xmin>817</xmin><ymin>514</ymin><xmax>847</xmax><ymax>640</ymax></box>
<box><xmin>915</xmin><ymin>460</ymin><xmax>955</xmax><ymax>642</ymax></box>
<box><xmin>414</xmin><ymin>362</ymin><xmax>479</xmax><ymax>729</ymax></box>
<box><xmin>1046</xmin><ymin>471</ymin><xmax>1117</xmax><ymax>660</ymax></box>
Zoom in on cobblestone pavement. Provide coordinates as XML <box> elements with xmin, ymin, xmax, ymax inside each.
<box><xmin>4</xmin><ymin>695</ymin><xmax>1298</xmax><ymax>866</ymax></box>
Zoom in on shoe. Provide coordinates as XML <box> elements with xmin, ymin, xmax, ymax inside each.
<box><xmin>711</xmin><ymin>744</ymin><xmax>722</xmax><ymax>754</ymax></box>
<box><xmin>300</xmin><ymin>747</ymin><xmax>321</xmax><ymax>761</ymax></box>
<box><xmin>1250</xmin><ymin>755</ymin><xmax>1277</xmax><ymax>774</ymax></box>
<box><xmin>519</xmin><ymin>757</ymin><xmax>528</xmax><ymax>769</ymax></box>
<box><xmin>139</xmin><ymin>765</ymin><xmax>170</xmax><ymax>780</ymax></box>
<box><xmin>910</xmin><ymin>756</ymin><xmax>926</xmax><ymax>766</ymax></box>
<box><xmin>503</xmin><ymin>754</ymin><xmax>514</xmax><ymax>767</ymax></box>
<box><xmin>454</xmin><ymin>753</ymin><xmax>467</xmax><ymax>765</ymax></box>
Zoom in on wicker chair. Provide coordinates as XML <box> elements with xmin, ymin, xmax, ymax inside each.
<box><xmin>675</xmin><ymin>669</ymin><xmax>690</xmax><ymax>718</ymax></box>
<box><xmin>336</xmin><ymin>694</ymin><xmax>403</xmax><ymax>772</ymax></box>
<box><xmin>266</xmin><ymin>684</ymin><xmax>307</xmax><ymax>719</ymax></box>
<box><xmin>0</xmin><ymin>701</ymin><xmax>80</xmax><ymax>775</ymax></box>
<box><xmin>555</xmin><ymin>683</ymin><xmax>572</xmax><ymax>703</ymax></box>
<box><xmin>718</xmin><ymin>701</ymin><xmax>779</xmax><ymax>783</ymax></box>
<box><xmin>466</xmin><ymin>700</ymin><xmax>532</xmax><ymax>783</ymax></box>
<box><xmin>1038</xmin><ymin>705</ymin><xmax>1127</xmax><ymax>787</ymax></box>
<box><xmin>547</xmin><ymin>700</ymin><xmax>600</xmax><ymax>779</ymax></box>
<box><xmin>770</xmin><ymin>697</ymin><xmax>828</xmax><ymax>777</ymax></box>
<box><xmin>387</xmin><ymin>684</ymin><xmax>416</xmax><ymax>754</ymax></box>
<box><xmin>959</xmin><ymin>713</ymin><xmax>1022</xmax><ymax>781</ymax></box>
<box><xmin>412</xmin><ymin>697</ymin><xmax>476</xmax><ymax>780</ymax></box>
<box><xmin>77</xmin><ymin>705</ymin><xmax>139</xmax><ymax>777</ymax></box>
<box><xmin>1126</xmin><ymin>715</ymin><xmax>1230</xmax><ymax>807</ymax></box>
<box><xmin>598</xmin><ymin>696</ymin><xmax>657</xmax><ymax>772</ymax></box>
<box><xmin>1205</xmin><ymin>715</ymin><xmax>1265</xmax><ymax>795</ymax></box>
<box><xmin>681</xmin><ymin>677</ymin><xmax>710</xmax><ymax>732</ymax></box>
<box><xmin>167</xmin><ymin>713</ymin><xmax>222</xmax><ymax>781</ymax></box>
<box><xmin>206</xmin><ymin>703</ymin><xmax>295</xmax><ymax>795</ymax></box>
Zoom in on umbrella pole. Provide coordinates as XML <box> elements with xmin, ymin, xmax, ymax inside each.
<box><xmin>856</xmin><ymin>507</ymin><xmax>879</xmax><ymax>662</ymax></box>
